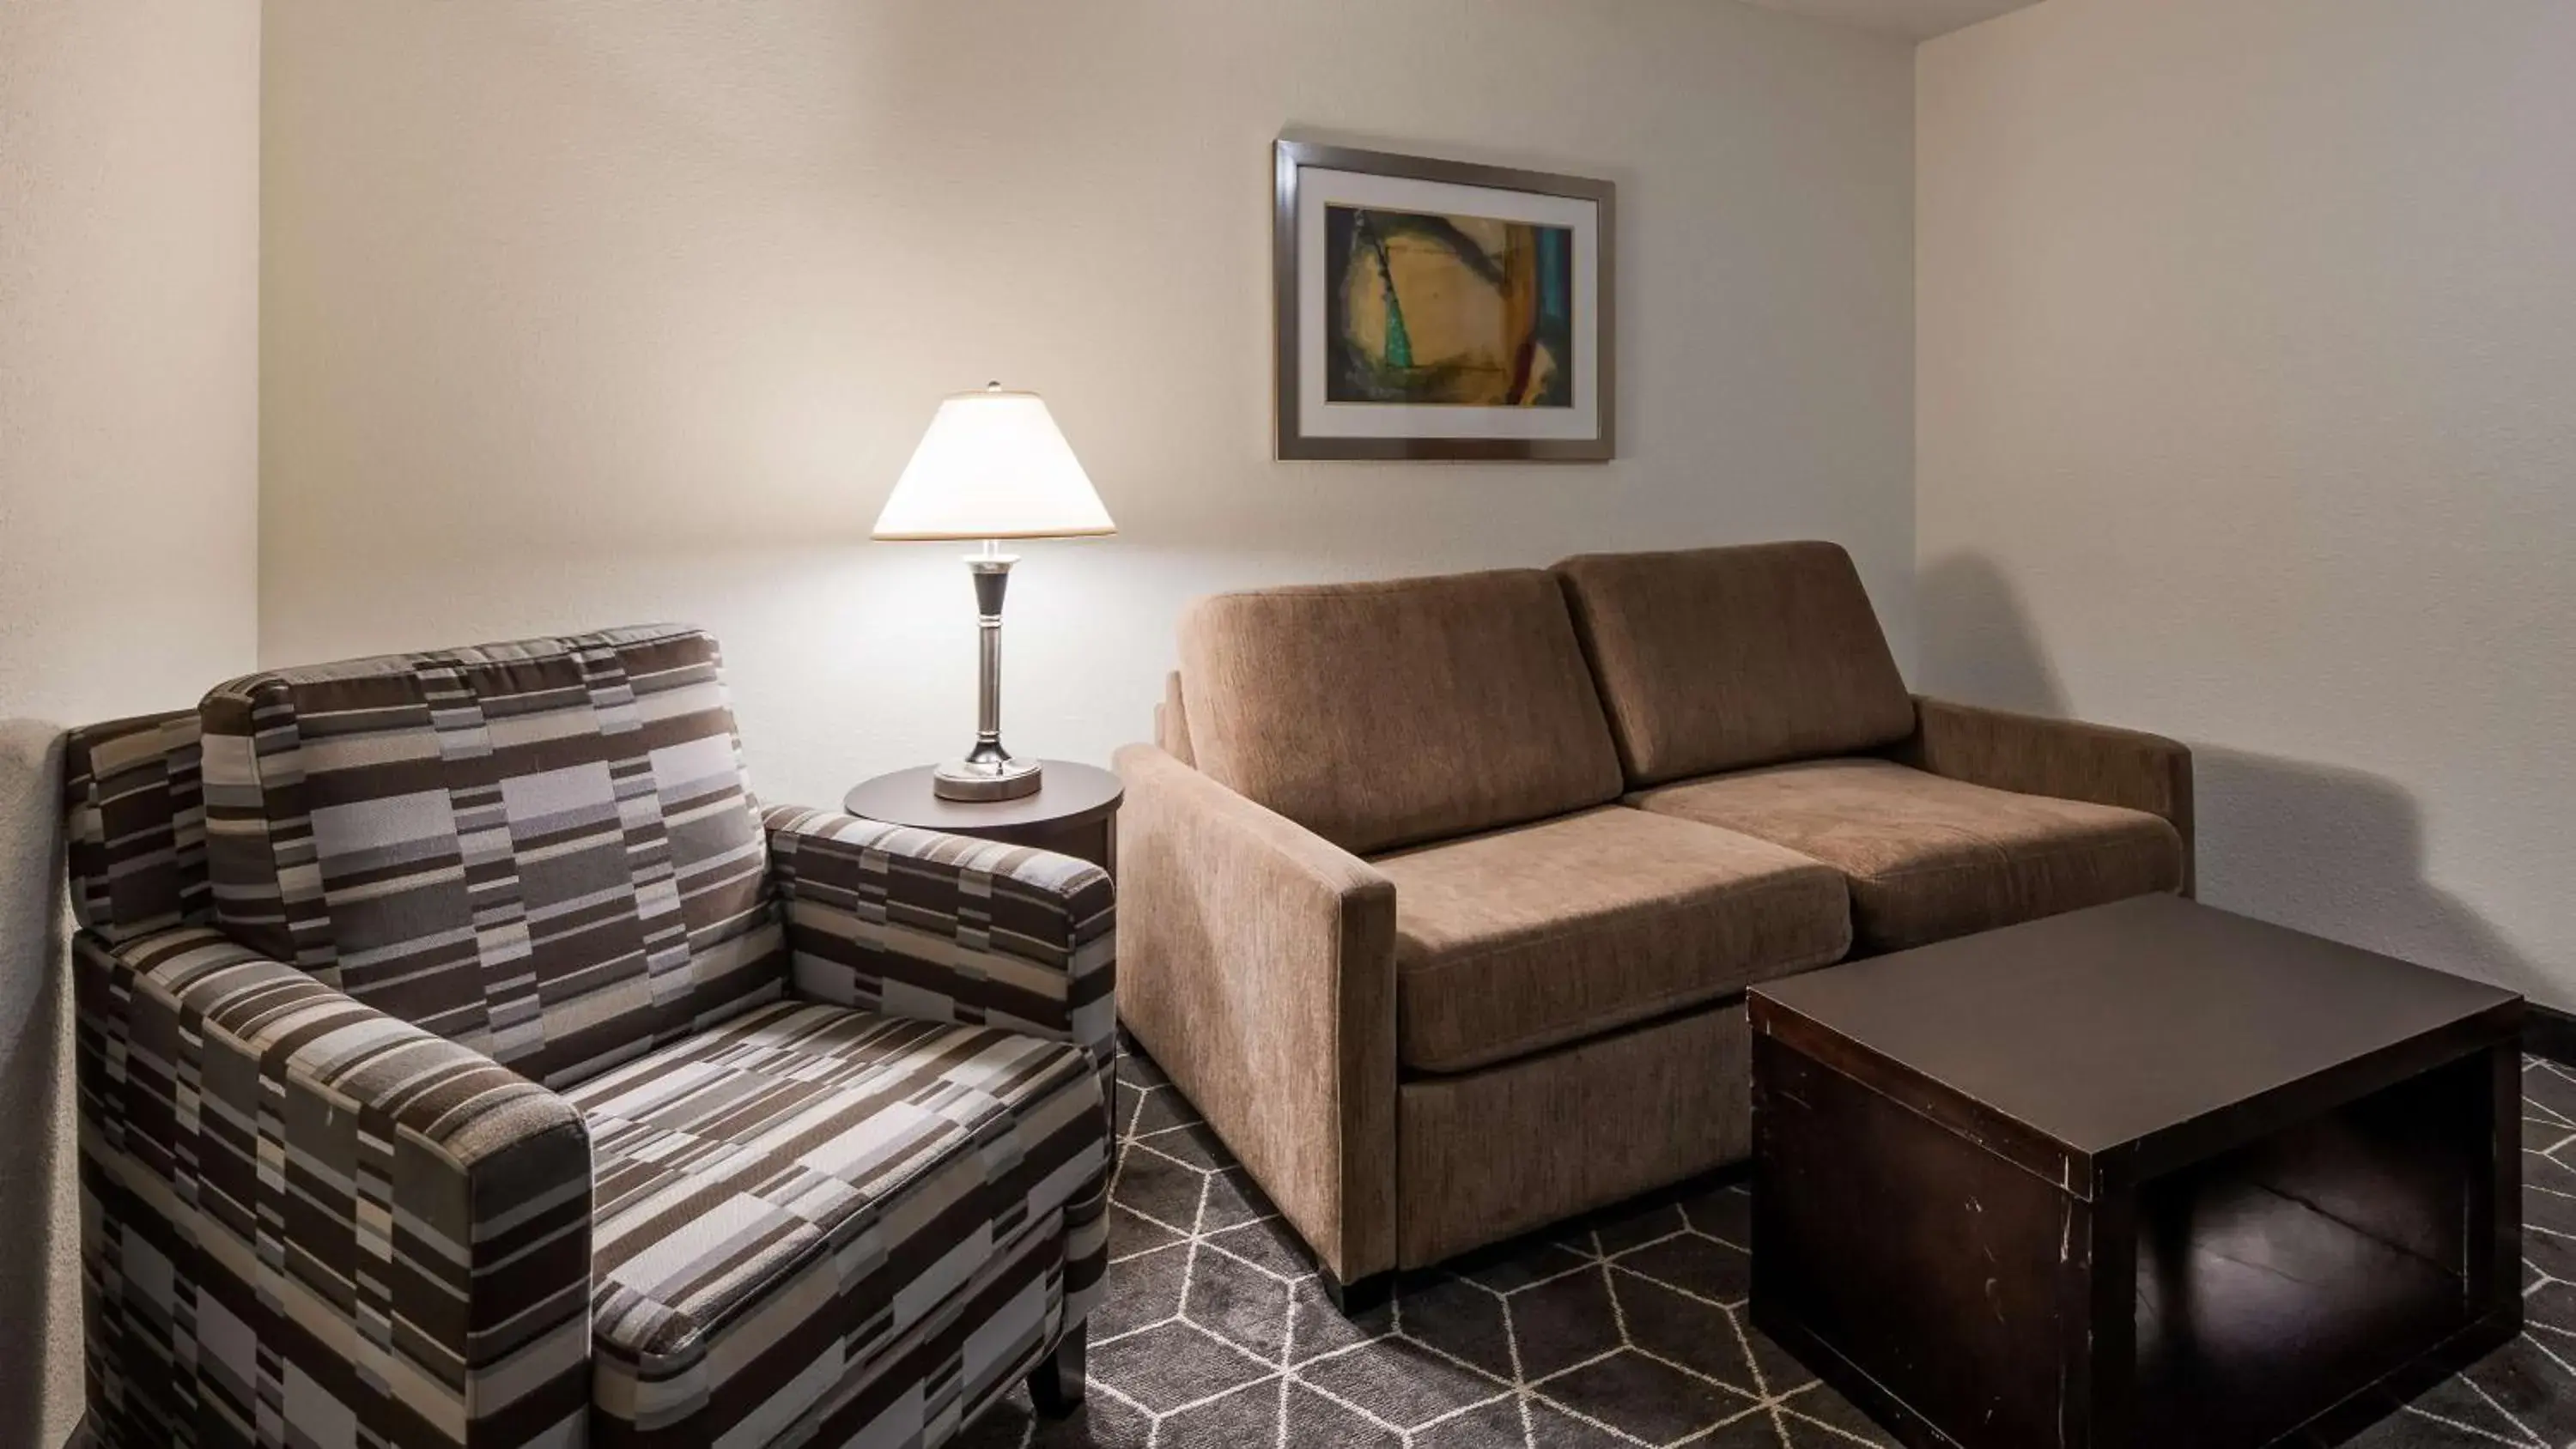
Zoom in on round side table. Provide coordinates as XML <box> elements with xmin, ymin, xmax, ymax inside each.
<box><xmin>841</xmin><ymin>760</ymin><xmax>1124</xmax><ymax>877</ymax></box>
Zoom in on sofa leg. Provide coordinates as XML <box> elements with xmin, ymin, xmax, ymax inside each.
<box><xmin>1028</xmin><ymin>1324</ymin><xmax>1086</xmax><ymax>1417</ymax></box>
<box><xmin>1321</xmin><ymin>1269</ymin><xmax>1393</xmax><ymax>1317</ymax></box>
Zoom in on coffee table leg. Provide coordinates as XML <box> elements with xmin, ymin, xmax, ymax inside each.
<box><xmin>2062</xmin><ymin>1186</ymin><xmax>2136</xmax><ymax>1449</ymax></box>
<box><xmin>2471</xmin><ymin>1042</ymin><xmax>2523</xmax><ymax>1322</ymax></box>
<box><xmin>1751</xmin><ymin>1034</ymin><xmax>2122</xmax><ymax>1448</ymax></box>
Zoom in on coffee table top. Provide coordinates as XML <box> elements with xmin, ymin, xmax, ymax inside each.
<box><xmin>1751</xmin><ymin>894</ymin><xmax>2520</xmax><ymax>1173</ymax></box>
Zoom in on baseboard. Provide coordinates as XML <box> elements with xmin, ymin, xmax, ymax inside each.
<box><xmin>2524</xmin><ymin>1001</ymin><xmax>2576</xmax><ymax>1066</ymax></box>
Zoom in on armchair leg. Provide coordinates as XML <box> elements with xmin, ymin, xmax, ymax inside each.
<box><xmin>1028</xmin><ymin>1323</ymin><xmax>1087</xmax><ymax>1417</ymax></box>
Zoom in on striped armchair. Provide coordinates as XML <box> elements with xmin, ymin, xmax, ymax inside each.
<box><xmin>63</xmin><ymin>626</ymin><xmax>1114</xmax><ymax>1448</ymax></box>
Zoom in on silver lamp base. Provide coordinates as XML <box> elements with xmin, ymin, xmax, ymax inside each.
<box><xmin>933</xmin><ymin>755</ymin><xmax>1043</xmax><ymax>802</ymax></box>
<box><xmin>934</xmin><ymin>543</ymin><xmax>1042</xmax><ymax>802</ymax></box>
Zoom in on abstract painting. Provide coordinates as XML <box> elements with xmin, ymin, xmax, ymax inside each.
<box><xmin>1323</xmin><ymin>207</ymin><xmax>1576</xmax><ymax>409</ymax></box>
<box><xmin>1276</xmin><ymin>141</ymin><xmax>1614</xmax><ymax>460</ymax></box>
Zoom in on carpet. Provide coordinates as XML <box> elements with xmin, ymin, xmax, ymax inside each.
<box><xmin>958</xmin><ymin>1040</ymin><xmax>2576</xmax><ymax>1448</ymax></box>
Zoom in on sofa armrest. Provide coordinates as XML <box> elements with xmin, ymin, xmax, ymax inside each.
<box><xmin>762</xmin><ymin>804</ymin><xmax>1117</xmax><ymax>1079</ymax></box>
<box><xmin>1112</xmin><ymin>743</ymin><xmax>1400</xmax><ymax>1285</ymax></box>
<box><xmin>72</xmin><ymin>925</ymin><xmax>592</xmax><ymax>1446</ymax></box>
<box><xmin>1893</xmin><ymin>694</ymin><xmax>2197</xmax><ymax>895</ymax></box>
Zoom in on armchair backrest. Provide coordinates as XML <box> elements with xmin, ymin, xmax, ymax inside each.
<box><xmin>64</xmin><ymin>709</ymin><xmax>211</xmax><ymax>943</ymax></box>
<box><xmin>197</xmin><ymin>623</ymin><xmax>785</xmax><ymax>1087</ymax></box>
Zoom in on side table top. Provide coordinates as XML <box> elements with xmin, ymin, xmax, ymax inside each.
<box><xmin>841</xmin><ymin>759</ymin><xmax>1123</xmax><ymax>834</ymax></box>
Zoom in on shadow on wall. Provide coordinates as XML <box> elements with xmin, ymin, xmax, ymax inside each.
<box><xmin>1917</xmin><ymin>552</ymin><xmax>2545</xmax><ymax>1004</ymax></box>
<box><xmin>1915</xmin><ymin>552</ymin><xmax>2069</xmax><ymax>715</ymax></box>
<box><xmin>2193</xmin><ymin>747</ymin><xmax>2547</xmax><ymax>1002</ymax></box>
<box><xmin>0</xmin><ymin>720</ymin><xmax>79</xmax><ymax>1448</ymax></box>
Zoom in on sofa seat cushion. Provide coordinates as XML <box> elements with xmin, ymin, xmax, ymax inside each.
<box><xmin>570</xmin><ymin>1000</ymin><xmax>1107</xmax><ymax>1445</ymax></box>
<box><xmin>1373</xmin><ymin>807</ymin><xmax>1850</xmax><ymax>1074</ymax></box>
<box><xmin>1629</xmin><ymin>759</ymin><xmax>2184</xmax><ymax>955</ymax></box>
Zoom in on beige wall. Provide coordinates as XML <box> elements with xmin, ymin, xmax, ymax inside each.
<box><xmin>0</xmin><ymin>0</ymin><xmax>264</xmax><ymax>1440</ymax></box>
<box><xmin>259</xmin><ymin>0</ymin><xmax>1917</xmax><ymax>809</ymax></box>
<box><xmin>1918</xmin><ymin>0</ymin><xmax>2576</xmax><ymax>1003</ymax></box>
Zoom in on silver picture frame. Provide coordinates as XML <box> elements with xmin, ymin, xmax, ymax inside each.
<box><xmin>1273</xmin><ymin>138</ymin><xmax>1616</xmax><ymax>462</ymax></box>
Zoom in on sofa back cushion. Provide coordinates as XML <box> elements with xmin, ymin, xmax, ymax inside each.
<box><xmin>1554</xmin><ymin>542</ymin><xmax>1915</xmax><ymax>785</ymax></box>
<box><xmin>199</xmin><ymin>624</ymin><xmax>785</xmax><ymax>1087</ymax></box>
<box><xmin>1178</xmin><ymin>570</ymin><xmax>1625</xmax><ymax>855</ymax></box>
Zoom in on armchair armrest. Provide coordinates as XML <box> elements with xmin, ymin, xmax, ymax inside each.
<box><xmin>1892</xmin><ymin>694</ymin><xmax>2196</xmax><ymax>895</ymax></box>
<box><xmin>1111</xmin><ymin>743</ymin><xmax>1400</xmax><ymax>1286</ymax></box>
<box><xmin>761</xmin><ymin>804</ymin><xmax>1117</xmax><ymax>1079</ymax></box>
<box><xmin>72</xmin><ymin>925</ymin><xmax>592</xmax><ymax>1446</ymax></box>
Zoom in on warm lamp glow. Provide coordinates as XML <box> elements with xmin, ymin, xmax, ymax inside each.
<box><xmin>872</xmin><ymin>385</ymin><xmax>1115</xmax><ymax>541</ymax></box>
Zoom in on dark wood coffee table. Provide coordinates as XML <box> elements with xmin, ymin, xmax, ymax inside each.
<box><xmin>1748</xmin><ymin>894</ymin><xmax>2523</xmax><ymax>1449</ymax></box>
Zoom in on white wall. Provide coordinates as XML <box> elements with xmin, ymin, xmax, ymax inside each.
<box><xmin>259</xmin><ymin>0</ymin><xmax>1917</xmax><ymax>809</ymax></box>
<box><xmin>0</xmin><ymin>0</ymin><xmax>264</xmax><ymax>1440</ymax></box>
<box><xmin>1918</xmin><ymin>0</ymin><xmax>2576</xmax><ymax>1003</ymax></box>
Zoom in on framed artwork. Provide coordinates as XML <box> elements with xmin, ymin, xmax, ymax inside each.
<box><xmin>1273</xmin><ymin>139</ymin><xmax>1615</xmax><ymax>462</ymax></box>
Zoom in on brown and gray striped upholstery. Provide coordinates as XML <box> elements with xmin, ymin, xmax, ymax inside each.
<box><xmin>67</xmin><ymin>627</ymin><xmax>1115</xmax><ymax>1449</ymax></box>
<box><xmin>762</xmin><ymin>807</ymin><xmax>1119</xmax><ymax>1328</ymax></box>
<box><xmin>199</xmin><ymin>626</ymin><xmax>787</xmax><ymax>1089</ymax></box>
<box><xmin>764</xmin><ymin>807</ymin><xmax>1118</xmax><ymax>1088</ymax></box>
<box><xmin>72</xmin><ymin>925</ymin><xmax>594</xmax><ymax>1447</ymax></box>
<box><xmin>65</xmin><ymin>708</ymin><xmax>211</xmax><ymax>943</ymax></box>
<box><xmin>572</xmin><ymin>1002</ymin><xmax>1105</xmax><ymax>1446</ymax></box>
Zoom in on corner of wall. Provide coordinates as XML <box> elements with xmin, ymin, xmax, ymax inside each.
<box><xmin>0</xmin><ymin>722</ymin><xmax>81</xmax><ymax>1449</ymax></box>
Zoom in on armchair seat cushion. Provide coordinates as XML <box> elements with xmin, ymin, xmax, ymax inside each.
<box><xmin>1629</xmin><ymin>759</ymin><xmax>2184</xmax><ymax>954</ymax></box>
<box><xmin>569</xmin><ymin>1000</ymin><xmax>1107</xmax><ymax>1446</ymax></box>
<box><xmin>1373</xmin><ymin>806</ymin><xmax>1850</xmax><ymax>1074</ymax></box>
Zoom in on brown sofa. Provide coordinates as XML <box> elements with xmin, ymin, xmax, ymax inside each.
<box><xmin>1114</xmin><ymin>542</ymin><xmax>2190</xmax><ymax>1305</ymax></box>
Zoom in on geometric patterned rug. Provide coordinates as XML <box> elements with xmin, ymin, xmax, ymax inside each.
<box><xmin>957</xmin><ymin>1040</ymin><xmax>2576</xmax><ymax>1449</ymax></box>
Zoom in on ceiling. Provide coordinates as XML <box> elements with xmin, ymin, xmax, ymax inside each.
<box><xmin>1737</xmin><ymin>0</ymin><xmax>2043</xmax><ymax>41</ymax></box>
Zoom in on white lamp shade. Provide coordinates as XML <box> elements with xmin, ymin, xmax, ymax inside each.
<box><xmin>872</xmin><ymin>385</ymin><xmax>1115</xmax><ymax>541</ymax></box>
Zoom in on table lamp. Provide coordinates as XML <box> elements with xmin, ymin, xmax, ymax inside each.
<box><xmin>873</xmin><ymin>383</ymin><xmax>1115</xmax><ymax>801</ymax></box>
